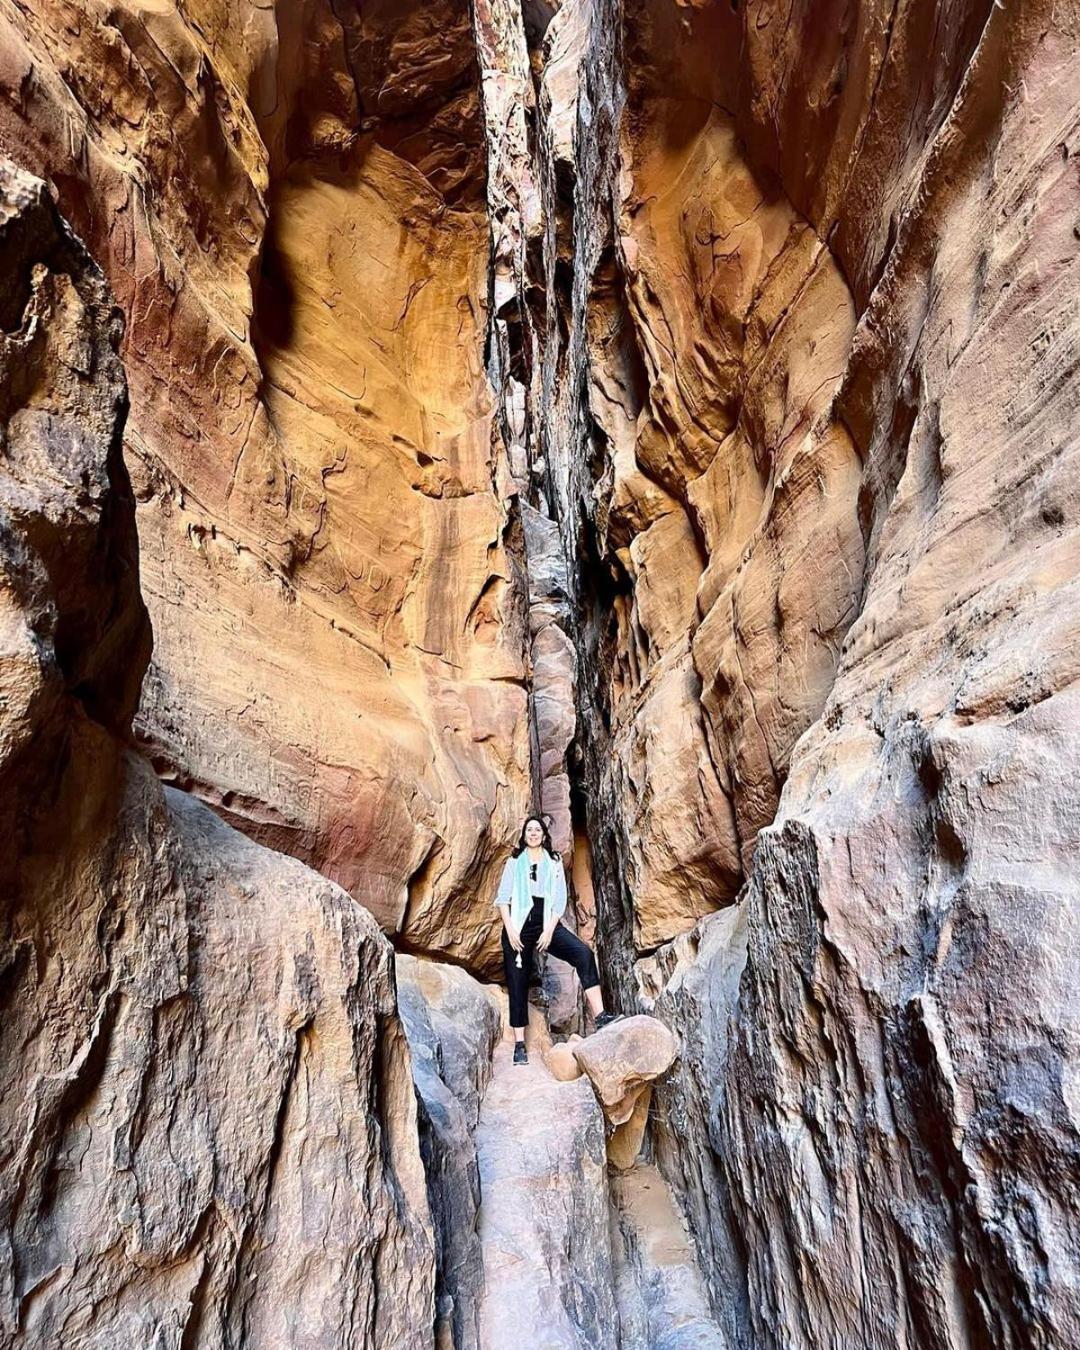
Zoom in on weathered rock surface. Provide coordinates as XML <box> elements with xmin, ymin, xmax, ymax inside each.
<box><xmin>610</xmin><ymin>1164</ymin><xmax>729</xmax><ymax>1350</ymax></box>
<box><xmin>718</xmin><ymin>35</ymin><xmax>1080</xmax><ymax>1312</ymax></box>
<box><xmin>397</xmin><ymin>956</ymin><xmax>502</xmax><ymax>1350</ymax></box>
<box><xmin>544</xmin><ymin>1</ymin><xmax>1080</xmax><ymax>1347</ymax></box>
<box><xmin>5</xmin><ymin>0</ymin><xmax>1080</xmax><ymax>1346</ymax></box>
<box><xmin>474</xmin><ymin>1041</ymin><xmax>617</xmax><ymax>1349</ymax></box>
<box><xmin>0</xmin><ymin>160</ymin><xmax>435</xmax><ymax>1347</ymax></box>
<box><xmin>572</xmin><ymin>1016</ymin><xmax>676</xmax><ymax>1118</ymax></box>
<box><xmin>0</xmin><ymin>0</ymin><xmax>533</xmax><ymax>976</ymax></box>
<box><xmin>570</xmin><ymin>1014</ymin><xmax>677</xmax><ymax>1169</ymax></box>
<box><xmin>634</xmin><ymin>907</ymin><xmax>750</xmax><ymax>1343</ymax></box>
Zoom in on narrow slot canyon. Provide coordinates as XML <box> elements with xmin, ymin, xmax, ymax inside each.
<box><xmin>0</xmin><ymin>0</ymin><xmax>1078</xmax><ymax>1348</ymax></box>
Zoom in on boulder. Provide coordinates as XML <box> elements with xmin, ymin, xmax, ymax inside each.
<box><xmin>571</xmin><ymin>1015</ymin><xmax>678</xmax><ymax>1127</ymax></box>
<box><xmin>544</xmin><ymin>1035</ymin><xmax>585</xmax><ymax>1083</ymax></box>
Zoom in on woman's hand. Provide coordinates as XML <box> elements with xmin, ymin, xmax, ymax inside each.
<box><xmin>506</xmin><ymin>923</ymin><xmax>524</xmax><ymax>953</ymax></box>
<box><xmin>537</xmin><ymin>925</ymin><xmax>556</xmax><ymax>953</ymax></box>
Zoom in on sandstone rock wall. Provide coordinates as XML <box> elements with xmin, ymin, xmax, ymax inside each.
<box><xmin>0</xmin><ymin>160</ymin><xmax>435</xmax><ymax>1348</ymax></box>
<box><xmin>398</xmin><ymin>955</ymin><xmax>502</xmax><ymax>1350</ymax></box>
<box><xmin>0</xmin><ymin>0</ymin><xmax>533</xmax><ymax>976</ymax></box>
<box><xmin>3</xmin><ymin>1</ymin><xmax>1079</xmax><ymax>1347</ymax></box>
<box><xmin>634</xmin><ymin>906</ymin><xmax>749</xmax><ymax>1343</ymax></box>
<box><xmin>713</xmin><ymin>2</ymin><xmax>1080</xmax><ymax>1341</ymax></box>
<box><xmin>537</xmin><ymin>0</ymin><xmax>1080</xmax><ymax>1346</ymax></box>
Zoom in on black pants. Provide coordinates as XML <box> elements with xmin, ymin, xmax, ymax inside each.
<box><xmin>502</xmin><ymin>898</ymin><xmax>600</xmax><ymax>1028</ymax></box>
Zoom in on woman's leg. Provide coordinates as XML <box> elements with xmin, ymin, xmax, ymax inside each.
<box><xmin>502</xmin><ymin>928</ymin><xmax>532</xmax><ymax>1037</ymax></box>
<box><xmin>546</xmin><ymin>923</ymin><xmax>604</xmax><ymax>1015</ymax></box>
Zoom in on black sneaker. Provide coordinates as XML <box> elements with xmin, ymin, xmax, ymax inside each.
<box><xmin>594</xmin><ymin>1011</ymin><xmax>620</xmax><ymax>1031</ymax></box>
<box><xmin>513</xmin><ymin>1042</ymin><xmax>528</xmax><ymax>1066</ymax></box>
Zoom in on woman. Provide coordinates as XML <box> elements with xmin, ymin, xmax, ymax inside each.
<box><xmin>494</xmin><ymin>815</ymin><xmax>615</xmax><ymax>1065</ymax></box>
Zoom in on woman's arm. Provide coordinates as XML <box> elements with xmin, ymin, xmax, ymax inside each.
<box><xmin>499</xmin><ymin>903</ymin><xmax>523</xmax><ymax>950</ymax></box>
<box><xmin>495</xmin><ymin>859</ymin><xmax>522</xmax><ymax>949</ymax></box>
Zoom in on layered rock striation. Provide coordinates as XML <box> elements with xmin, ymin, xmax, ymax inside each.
<box><xmin>534</xmin><ymin>0</ymin><xmax>1080</xmax><ymax>1346</ymax></box>
<box><xmin>398</xmin><ymin>956</ymin><xmax>502</xmax><ymax>1350</ymax></box>
<box><xmin>2</xmin><ymin>1</ymin><xmax>1079</xmax><ymax>1348</ymax></box>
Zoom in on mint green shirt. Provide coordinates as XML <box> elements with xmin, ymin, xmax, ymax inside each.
<box><xmin>494</xmin><ymin>850</ymin><xmax>568</xmax><ymax>932</ymax></box>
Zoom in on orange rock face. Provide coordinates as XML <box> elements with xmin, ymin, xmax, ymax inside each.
<box><xmin>3</xmin><ymin>0</ymin><xmax>1079</xmax><ymax>1344</ymax></box>
<box><xmin>0</xmin><ymin>161</ymin><xmax>434</xmax><ymax>1345</ymax></box>
<box><xmin>0</xmin><ymin>0</ymin><xmax>531</xmax><ymax>974</ymax></box>
<box><xmin>570</xmin><ymin>1</ymin><xmax>869</xmax><ymax>956</ymax></box>
<box><xmin>549</xmin><ymin>1</ymin><xmax>1080</xmax><ymax>1345</ymax></box>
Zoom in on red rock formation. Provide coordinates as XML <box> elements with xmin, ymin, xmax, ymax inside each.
<box><xmin>0</xmin><ymin>159</ymin><xmax>434</xmax><ymax>1347</ymax></box>
<box><xmin>0</xmin><ymin>0</ymin><xmax>531</xmax><ymax>975</ymax></box>
<box><xmin>2</xmin><ymin>0</ymin><xmax>1078</xmax><ymax>1345</ymax></box>
<box><xmin>546</xmin><ymin>1</ymin><xmax>1080</xmax><ymax>1345</ymax></box>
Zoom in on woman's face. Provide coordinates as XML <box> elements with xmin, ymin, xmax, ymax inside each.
<box><xmin>524</xmin><ymin>819</ymin><xmax>544</xmax><ymax>847</ymax></box>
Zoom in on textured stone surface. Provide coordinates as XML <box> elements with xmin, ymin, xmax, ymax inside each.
<box><xmin>570</xmin><ymin>1014</ymin><xmax>677</xmax><ymax>1168</ymax></box>
<box><xmin>474</xmin><ymin>1041</ymin><xmax>617</xmax><ymax>1349</ymax></box>
<box><xmin>538</xmin><ymin>0</ymin><xmax>866</xmax><ymax>970</ymax></box>
<box><xmin>0</xmin><ymin>160</ymin><xmax>435</xmax><ymax>1347</ymax></box>
<box><xmin>0</xmin><ymin>0</ymin><xmax>532</xmax><ymax>975</ymax></box>
<box><xmin>610</xmin><ymin>1164</ymin><xmax>729</xmax><ymax>1350</ymax></box>
<box><xmin>572</xmin><ymin>1014</ymin><xmax>677</xmax><ymax>1124</ymax></box>
<box><xmin>0</xmin><ymin>160</ymin><xmax>149</xmax><ymax>839</ymax></box>
<box><xmin>473</xmin><ymin>0</ymin><xmax>584</xmax><ymax>878</ymax></box>
<box><xmin>546</xmin><ymin>1</ymin><xmax>1080</xmax><ymax>1347</ymax></box>
<box><xmin>397</xmin><ymin>956</ymin><xmax>501</xmax><ymax>1350</ymax></box>
<box><xmin>4</xmin><ymin>0</ymin><xmax>1080</xmax><ymax>1346</ymax></box>
<box><xmin>714</xmin><ymin>0</ymin><xmax>1080</xmax><ymax>1330</ymax></box>
<box><xmin>634</xmin><ymin>907</ymin><xmax>750</xmax><ymax>1344</ymax></box>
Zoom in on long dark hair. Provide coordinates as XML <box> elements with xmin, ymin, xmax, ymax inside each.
<box><xmin>511</xmin><ymin>814</ymin><xmax>558</xmax><ymax>859</ymax></box>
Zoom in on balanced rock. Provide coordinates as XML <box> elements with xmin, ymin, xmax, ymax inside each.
<box><xmin>569</xmin><ymin>1015</ymin><xmax>678</xmax><ymax>1168</ymax></box>
<box><xmin>572</xmin><ymin>1015</ymin><xmax>678</xmax><ymax>1124</ymax></box>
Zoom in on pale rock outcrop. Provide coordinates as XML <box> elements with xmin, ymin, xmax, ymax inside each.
<box><xmin>0</xmin><ymin>160</ymin><xmax>434</xmax><ymax>1348</ymax></box>
<box><xmin>397</xmin><ymin>956</ymin><xmax>502</xmax><ymax>1350</ymax></box>
<box><xmin>474</xmin><ymin>1042</ymin><xmax>617</xmax><ymax>1350</ymax></box>
<box><xmin>633</xmin><ymin>906</ymin><xmax>750</xmax><ymax>1343</ymax></box>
